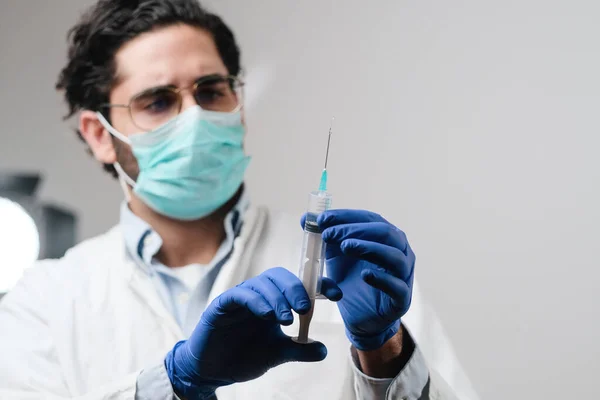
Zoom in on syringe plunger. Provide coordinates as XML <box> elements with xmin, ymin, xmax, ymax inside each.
<box><xmin>295</xmin><ymin>191</ymin><xmax>332</xmax><ymax>344</ymax></box>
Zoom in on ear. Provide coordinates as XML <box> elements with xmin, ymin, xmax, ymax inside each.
<box><xmin>79</xmin><ymin>110</ymin><xmax>117</xmax><ymax>164</ymax></box>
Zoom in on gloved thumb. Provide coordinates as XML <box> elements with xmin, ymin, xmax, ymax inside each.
<box><xmin>274</xmin><ymin>338</ymin><xmax>328</xmax><ymax>365</ymax></box>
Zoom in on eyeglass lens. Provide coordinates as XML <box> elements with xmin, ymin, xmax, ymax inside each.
<box><xmin>130</xmin><ymin>76</ymin><xmax>241</xmax><ymax>130</ymax></box>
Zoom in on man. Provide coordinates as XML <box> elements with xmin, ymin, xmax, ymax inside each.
<box><xmin>0</xmin><ymin>1</ymin><xmax>476</xmax><ymax>399</ymax></box>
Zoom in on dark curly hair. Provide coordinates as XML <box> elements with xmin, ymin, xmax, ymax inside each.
<box><xmin>56</xmin><ymin>0</ymin><xmax>241</xmax><ymax>177</ymax></box>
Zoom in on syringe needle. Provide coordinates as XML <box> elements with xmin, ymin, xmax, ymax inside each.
<box><xmin>319</xmin><ymin>118</ymin><xmax>334</xmax><ymax>192</ymax></box>
<box><xmin>324</xmin><ymin>117</ymin><xmax>334</xmax><ymax>169</ymax></box>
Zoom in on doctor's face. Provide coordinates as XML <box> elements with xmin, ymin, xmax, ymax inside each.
<box><xmin>98</xmin><ymin>24</ymin><xmax>234</xmax><ymax>180</ymax></box>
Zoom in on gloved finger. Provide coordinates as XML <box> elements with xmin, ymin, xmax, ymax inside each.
<box><xmin>242</xmin><ymin>276</ymin><xmax>294</xmax><ymax>326</ymax></box>
<box><xmin>340</xmin><ymin>239</ymin><xmax>413</xmax><ymax>281</ymax></box>
<box><xmin>263</xmin><ymin>267</ymin><xmax>312</xmax><ymax>315</ymax></box>
<box><xmin>216</xmin><ymin>287</ymin><xmax>275</xmax><ymax>321</ymax></box>
<box><xmin>405</xmin><ymin>240</ymin><xmax>416</xmax><ymax>270</ymax></box>
<box><xmin>275</xmin><ymin>337</ymin><xmax>328</xmax><ymax>364</ymax></box>
<box><xmin>322</xmin><ymin>222</ymin><xmax>408</xmax><ymax>253</ymax></box>
<box><xmin>317</xmin><ymin>209</ymin><xmax>389</xmax><ymax>230</ymax></box>
<box><xmin>361</xmin><ymin>269</ymin><xmax>412</xmax><ymax>310</ymax></box>
<box><xmin>319</xmin><ymin>277</ymin><xmax>343</xmax><ymax>301</ymax></box>
<box><xmin>324</xmin><ymin>242</ymin><xmax>344</xmax><ymax>260</ymax></box>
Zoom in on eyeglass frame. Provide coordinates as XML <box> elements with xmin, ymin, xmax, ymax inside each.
<box><xmin>98</xmin><ymin>73</ymin><xmax>245</xmax><ymax>130</ymax></box>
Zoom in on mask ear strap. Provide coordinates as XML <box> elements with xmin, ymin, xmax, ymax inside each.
<box><xmin>96</xmin><ymin>112</ymin><xmax>136</xmax><ymax>201</ymax></box>
<box><xmin>96</xmin><ymin>112</ymin><xmax>131</xmax><ymax>144</ymax></box>
<box><xmin>117</xmin><ymin>171</ymin><xmax>132</xmax><ymax>203</ymax></box>
<box><xmin>114</xmin><ymin>162</ymin><xmax>136</xmax><ymax>188</ymax></box>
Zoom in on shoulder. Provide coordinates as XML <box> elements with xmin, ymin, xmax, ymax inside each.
<box><xmin>255</xmin><ymin>207</ymin><xmax>303</xmax><ymax>253</ymax></box>
<box><xmin>1</xmin><ymin>225</ymin><xmax>127</xmax><ymax>323</ymax></box>
<box><xmin>260</xmin><ymin>207</ymin><xmax>303</xmax><ymax>243</ymax></box>
<box><xmin>61</xmin><ymin>225</ymin><xmax>124</xmax><ymax>263</ymax></box>
<box><xmin>17</xmin><ymin>226</ymin><xmax>126</xmax><ymax>297</ymax></box>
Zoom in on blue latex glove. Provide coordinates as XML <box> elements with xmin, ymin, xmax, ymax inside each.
<box><xmin>302</xmin><ymin>209</ymin><xmax>416</xmax><ymax>351</ymax></box>
<box><xmin>165</xmin><ymin>267</ymin><xmax>343</xmax><ymax>399</ymax></box>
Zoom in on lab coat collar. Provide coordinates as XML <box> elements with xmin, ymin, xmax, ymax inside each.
<box><xmin>114</xmin><ymin>190</ymin><xmax>260</xmax><ymax>340</ymax></box>
<box><xmin>116</xmin><ymin>204</ymin><xmax>267</xmax><ymax>340</ymax></box>
<box><xmin>119</xmin><ymin>188</ymin><xmax>250</xmax><ymax>275</ymax></box>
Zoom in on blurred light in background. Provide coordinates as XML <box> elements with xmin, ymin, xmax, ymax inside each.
<box><xmin>0</xmin><ymin>173</ymin><xmax>77</xmax><ymax>297</ymax></box>
<box><xmin>0</xmin><ymin>197</ymin><xmax>39</xmax><ymax>293</ymax></box>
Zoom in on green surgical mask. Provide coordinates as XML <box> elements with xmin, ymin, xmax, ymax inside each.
<box><xmin>97</xmin><ymin>105</ymin><xmax>250</xmax><ymax>220</ymax></box>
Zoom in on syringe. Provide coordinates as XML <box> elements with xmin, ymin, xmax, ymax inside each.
<box><xmin>294</xmin><ymin>118</ymin><xmax>334</xmax><ymax>344</ymax></box>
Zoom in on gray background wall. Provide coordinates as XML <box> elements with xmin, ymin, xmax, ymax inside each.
<box><xmin>1</xmin><ymin>1</ymin><xmax>599</xmax><ymax>398</ymax></box>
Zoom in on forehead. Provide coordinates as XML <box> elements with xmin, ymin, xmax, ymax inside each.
<box><xmin>112</xmin><ymin>24</ymin><xmax>227</xmax><ymax>99</ymax></box>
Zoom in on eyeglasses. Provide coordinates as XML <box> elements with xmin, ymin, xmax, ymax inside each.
<box><xmin>101</xmin><ymin>74</ymin><xmax>244</xmax><ymax>131</ymax></box>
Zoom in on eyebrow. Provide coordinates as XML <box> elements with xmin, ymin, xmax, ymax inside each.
<box><xmin>132</xmin><ymin>84</ymin><xmax>178</xmax><ymax>100</ymax></box>
<box><xmin>131</xmin><ymin>73</ymin><xmax>228</xmax><ymax>99</ymax></box>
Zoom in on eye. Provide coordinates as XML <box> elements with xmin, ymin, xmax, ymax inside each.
<box><xmin>144</xmin><ymin>93</ymin><xmax>177</xmax><ymax>114</ymax></box>
<box><xmin>194</xmin><ymin>86</ymin><xmax>226</xmax><ymax>105</ymax></box>
<box><xmin>193</xmin><ymin>76</ymin><xmax>239</xmax><ymax>112</ymax></box>
<box><xmin>131</xmin><ymin>90</ymin><xmax>179</xmax><ymax>115</ymax></box>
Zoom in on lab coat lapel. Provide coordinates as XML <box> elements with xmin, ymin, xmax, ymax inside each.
<box><xmin>207</xmin><ymin>206</ymin><xmax>268</xmax><ymax>305</ymax></box>
<box><xmin>123</xmin><ymin>254</ymin><xmax>184</xmax><ymax>340</ymax></box>
<box><xmin>120</xmin><ymin>206</ymin><xmax>269</xmax><ymax>339</ymax></box>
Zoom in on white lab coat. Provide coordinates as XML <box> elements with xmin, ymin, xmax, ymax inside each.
<box><xmin>0</xmin><ymin>206</ymin><xmax>478</xmax><ymax>400</ymax></box>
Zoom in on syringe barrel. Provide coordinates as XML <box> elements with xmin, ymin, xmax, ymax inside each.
<box><xmin>298</xmin><ymin>231</ymin><xmax>327</xmax><ymax>298</ymax></box>
<box><xmin>299</xmin><ymin>191</ymin><xmax>332</xmax><ymax>298</ymax></box>
<box><xmin>303</xmin><ymin>191</ymin><xmax>332</xmax><ymax>234</ymax></box>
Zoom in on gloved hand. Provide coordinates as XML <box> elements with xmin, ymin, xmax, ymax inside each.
<box><xmin>165</xmin><ymin>267</ymin><xmax>343</xmax><ymax>399</ymax></box>
<box><xmin>302</xmin><ymin>209</ymin><xmax>416</xmax><ymax>351</ymax></box>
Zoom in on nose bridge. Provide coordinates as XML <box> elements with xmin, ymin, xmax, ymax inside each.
<box><xmin>179</xmin><ymin>85</ymin><xmax>197</xmax><ymax>111</ymax></box>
